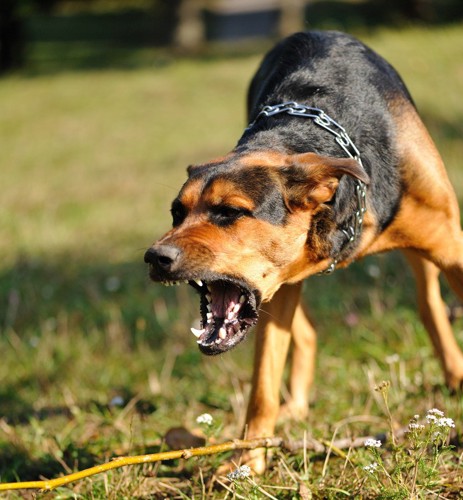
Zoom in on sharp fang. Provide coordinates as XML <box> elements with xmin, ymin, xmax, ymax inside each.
<box><xmin>239</xmin><ymin>295</ymin><xmax>246</xmax><ymax>304</ymax></box>
<box><xmin>190</xmin><ymin>327</ymin><xmax>204</xmax><ymax>338</ymax></box>
<box><xmin>232</xmin><ymin>304</ymin><xmax>241</xmax><ymax>313</ymax></box>
<box><xmin>206</xmin><ymin>312</ymin><xmax>213</xmax><ymax>320</ymax></box>
<box><xmin>207</xmin><ymin>304</ymin><xmax>212</xmax><ymax>312</ymax></box>
<box><xmin>218</xmin><ymin>327</ymin><xmax>227</xmax><ymax>340</ymax></box>
<box><xmin>206</xmin><ymin>293</ymin><xmax>212</xmax><ymax>302</ymax></box>
<box><xmin>195</xmin><ymin>279</ymin><xmax>203</xmax><ymax>287</ymax></box>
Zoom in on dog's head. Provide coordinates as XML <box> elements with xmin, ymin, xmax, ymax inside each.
<box><xmin>145</xmin><ymin>151</ymin><xmax>368</xmax><ymax>354</ymax></box>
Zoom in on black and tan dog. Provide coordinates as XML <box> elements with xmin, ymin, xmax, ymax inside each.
<box><xmin>144</xmin><ymin>31</ymin><xmax>463</xmax><ymax>472</ymax></box>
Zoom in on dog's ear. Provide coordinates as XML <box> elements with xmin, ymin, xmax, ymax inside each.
<box><xmin>186</xmin><ymin>164</ymin><xmax>203</xmax><ymax>177</ymax></box>
<box><xmin>280</xmin><ymin>152</ymin><xmax>369</xmax><ymax>210</ymax></box>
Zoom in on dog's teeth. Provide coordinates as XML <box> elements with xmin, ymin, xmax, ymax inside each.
<box><xmin>232</xmin><ymin>304</ymin><xmax>241</xmax><ymax>313</ymax></box>
<box><xmin>227</xmin><ymin>311</ymin><xmax>234</xmax><ymax>320</ymax></box>
<box><xmin>206</xmin><ymin>312</ymin><xmax>213</xmax><ymax>319</ymax></box>
<box><xmin>207</xmin><ymin>284</ymin><xmax>212</xmax><ymax>292</ymax></box>
<box><xmin>218</xmin><ymin>327</ymin><xmax>227</xmax><ymax>340</ymax></box>
<box><xmin>206</xmin><ymin>303</ymin><xmax>212</xmax><ymax>312</ymax></box>
<box><xmin>190</xmin><ymin>327</ymin><xmax>204</xmax><ymax>338</ymax></box>
<box><xmin>206</xmin><ymin>293</ymin><xmax>212</xmax><ymax>302</ymax></box>
<box><xmin>215</xmin><ymin>338</ymin><xmax>222</xmax><ymax>344</ymax></box>
<box><xmin>195</xmin><ymin>279</ymin><xmax>203</xmax><ymax>287</ymax></box>
<box><xmin>239</xmin><ymin>295</ymin><xmax>246</xmax><ymax>304</ymax></box>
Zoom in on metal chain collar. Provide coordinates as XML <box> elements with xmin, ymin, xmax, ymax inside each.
<box><xmin>246</xmin><ymin>101</ymin><xmax>367</xmax><ymax>274</ymax></box>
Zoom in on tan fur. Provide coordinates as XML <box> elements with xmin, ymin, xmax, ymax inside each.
<box><xmin>149</xmin><ymin>99</ymin><xmax>463</xmax><ymax>474</ymax></box>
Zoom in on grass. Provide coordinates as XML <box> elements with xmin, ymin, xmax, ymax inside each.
<box><xmin>1</xmin><ymin>22</ymin><xmax>463</xmax><ymax>498</ymax></box>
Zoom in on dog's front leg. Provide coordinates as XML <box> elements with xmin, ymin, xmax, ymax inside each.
<box><xmin>243</xmin><ymin>282</ymin><xmax>302</xmax><ymax>473</ymax></box>
<box><xmin>280</xmin><ymin>300</ymin><xmax>317</xmax><ymax>420</ymax></box>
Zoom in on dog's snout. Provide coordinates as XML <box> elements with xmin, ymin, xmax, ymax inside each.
<box><xmin>144</xmin><ymin>245</ymin><xmax>181</xmax><ymax>272</ymax></box>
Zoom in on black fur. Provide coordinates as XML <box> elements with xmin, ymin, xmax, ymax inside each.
<box><xmin>239</xmin><ymin>31</ymin><xmax>413</xmax><ymax>260</ymax></box>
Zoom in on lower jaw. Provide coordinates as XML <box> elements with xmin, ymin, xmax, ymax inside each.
<box><xmin>197</xmin><ymin>329</ymin><xmax>248</xmax><ymax>355</ymax></box>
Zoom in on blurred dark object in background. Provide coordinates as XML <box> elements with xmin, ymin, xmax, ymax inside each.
<box><xmin>0</xmin><ymin>0</ymin><xmax>24</xmax><ymax>73</ymax></box>
<box><xmin>1</xmin><ymin>0</ymin><xmax>462</xmax><ymax>73</ymax></box>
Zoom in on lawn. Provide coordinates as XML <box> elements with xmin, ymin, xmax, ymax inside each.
<box><xmin>1</xmin><ymin>22</ymin><xmax>463</xmax><ymax>498</ymax></box>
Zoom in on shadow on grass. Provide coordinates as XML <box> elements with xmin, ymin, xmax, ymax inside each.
<box><xmin>0</xmin><ymin>443</ymin><xmax>97</xmax><ymax>483</ymax></box>
<box><xmin>1</xmin><ymin>249</ymin><xmax>460</xmax><ymax>349</ymax></box>
<box><xmin>0</xmin><ymin>255</ymin><xmax>177</xmax><ymax>346</ymax></box>
<box><xmin>0</xmin><ymin>250</ymin><xmax>461</xmax><ymax>484</ymax></box>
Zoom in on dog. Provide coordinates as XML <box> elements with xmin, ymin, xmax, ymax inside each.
<box><xmin>144</xmin><ymin>31</ymin><xmax>463</xmax><ymax>473</ymax></box>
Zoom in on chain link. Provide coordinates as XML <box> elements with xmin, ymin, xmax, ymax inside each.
<box><xmin>246</xmin><ymin>101</ymin><xmax>367</xmax><ymax>274</ymax></box>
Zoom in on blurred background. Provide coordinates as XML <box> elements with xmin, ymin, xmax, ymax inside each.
<box><xmin>2</xmin><ymin>0</ymin><xmax>463</xmax><ymax>74</ymax></box>
<box><xmin>1</xmin><ymin>0</ymin><xmax>463</xmax><ymax>493</ymax></box>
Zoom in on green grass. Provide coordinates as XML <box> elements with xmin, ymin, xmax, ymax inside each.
<box><xmin>1</xmin><ymin>23</ymin><xmax>463</xmax><ymax>498</ymax></box>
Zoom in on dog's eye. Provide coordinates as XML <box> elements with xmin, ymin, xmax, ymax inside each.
<box><xmin>210</xmin><ymin>205</ymin><xmax>251</xmax><ymax>226</ymax></box>
<box><xmin>171</xmin><ymin>201</ymin><xmax>187</xmax><ymax>226</ymax></box>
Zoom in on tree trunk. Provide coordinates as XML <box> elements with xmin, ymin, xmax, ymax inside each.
<box><xmin>279</xmin><ymin>0</ymin><xmax>306</xmax><ymax>37</ymax></box>
<box><xmin>173</xmin><ymin>0</ymin><xmax>205</xmax><ymax>52</ymax></box>
<box><xmin>0</xmin><ymin>0</ymin><xmax>24</xmax><ymax>73</ymax></box>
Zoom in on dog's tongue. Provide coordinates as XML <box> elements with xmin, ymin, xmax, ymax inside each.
<box><xmin>209</xmin><ymin>282</ymin><xmax>241</xmax><ymax>319</ymax></box>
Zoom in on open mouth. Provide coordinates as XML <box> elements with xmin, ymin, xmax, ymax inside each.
<box><xmin>160</xmin><ymin>278</ymin><xmax>259</xmax><ymax>355</ymax></box>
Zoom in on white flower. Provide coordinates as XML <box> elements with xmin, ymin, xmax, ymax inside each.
<box><xmin>196</xmin><ymin>413</ymin><xmax>213</xmax><ymax>426</ymax></box>
<box><xmin>227</xmin><ymin>465</ymin><xmax>252</xmax><ymax>480</ymax></box>
<box><xmin>364</xmin><ymin>438</ymin><xmax>382</xmax><ymax>448</ymax></box>
<box><xmin>427</xmin><ymin>408</ymin><xmax>445</xmax><ymax>417</ymax></box>
<box><xmin>426</xmin><ymin>414</ymin><xmax>438</xmax><ymax>423</ymax></box>
<box><xmin>385</xmin><ymin>353</ymin><xmax>400</xmax><ymax>364</ymax></box>
<box><xmin>408</xmin><ymin>422</ymin><xmax>425</xmax><ymax>430</ymax></box>
<box><xmin>363</xmin><ymin>462</ymin><xmax>379</xmax><ymax>473</ymax></box>
<box><xmin>436</xmin><ymin>417</ymin><xmax>455</xmax><ymax>428</ymax></box>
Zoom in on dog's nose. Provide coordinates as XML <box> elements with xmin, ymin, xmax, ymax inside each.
<box><xmin>144</xmin><ymin>245</ymin><xmax>181</xmax><ymax>272</ymax></box>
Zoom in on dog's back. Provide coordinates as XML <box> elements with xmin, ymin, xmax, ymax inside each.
<box><xmin>244</xmin><ymin>31</ymin><xmax>411</xmax><ymax>237</ymax></box>
<box><xmin>247</xmin><ymin>31</ymin><xmax>413</xmax><ymax>121</ymax></box>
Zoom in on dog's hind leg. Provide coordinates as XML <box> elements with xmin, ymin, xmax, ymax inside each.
<box><xmin>279</xmin><ymin>299</ymin><xmax>317</xmax><ymax>420</ymax></box>
<box><xmin>243</xmin><ymin>282</ymin><xmax>302</xmax><ymax>473</ymax></box>
<box><xmin>438</xmin><ymin>233</ymin><xmax>463</xmax><ymax>303</ymax></box>
<box><xmin>403</xmin><ymin>249</ymin><xmax>463</xmax><ymax>389</ymax></box>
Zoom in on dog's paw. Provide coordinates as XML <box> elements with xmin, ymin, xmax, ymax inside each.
<box><xmin>278</xmin><ymin>400</ymin><xmax>309</xmax><ymax>421</ymax></box>
<box><xmin>215</xmin><ymin>448</ymin><xmax>267</xmax><ymax>477</ymax></box>
<box><xmin>240</xmin><ymin>448</ymin><xmax>267</xmax><ymax>475</ymax></box>
<box><xmin>444</xmin><ymin>371</ymin><xmax>463</xmax><ymax>393</ymax></box>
